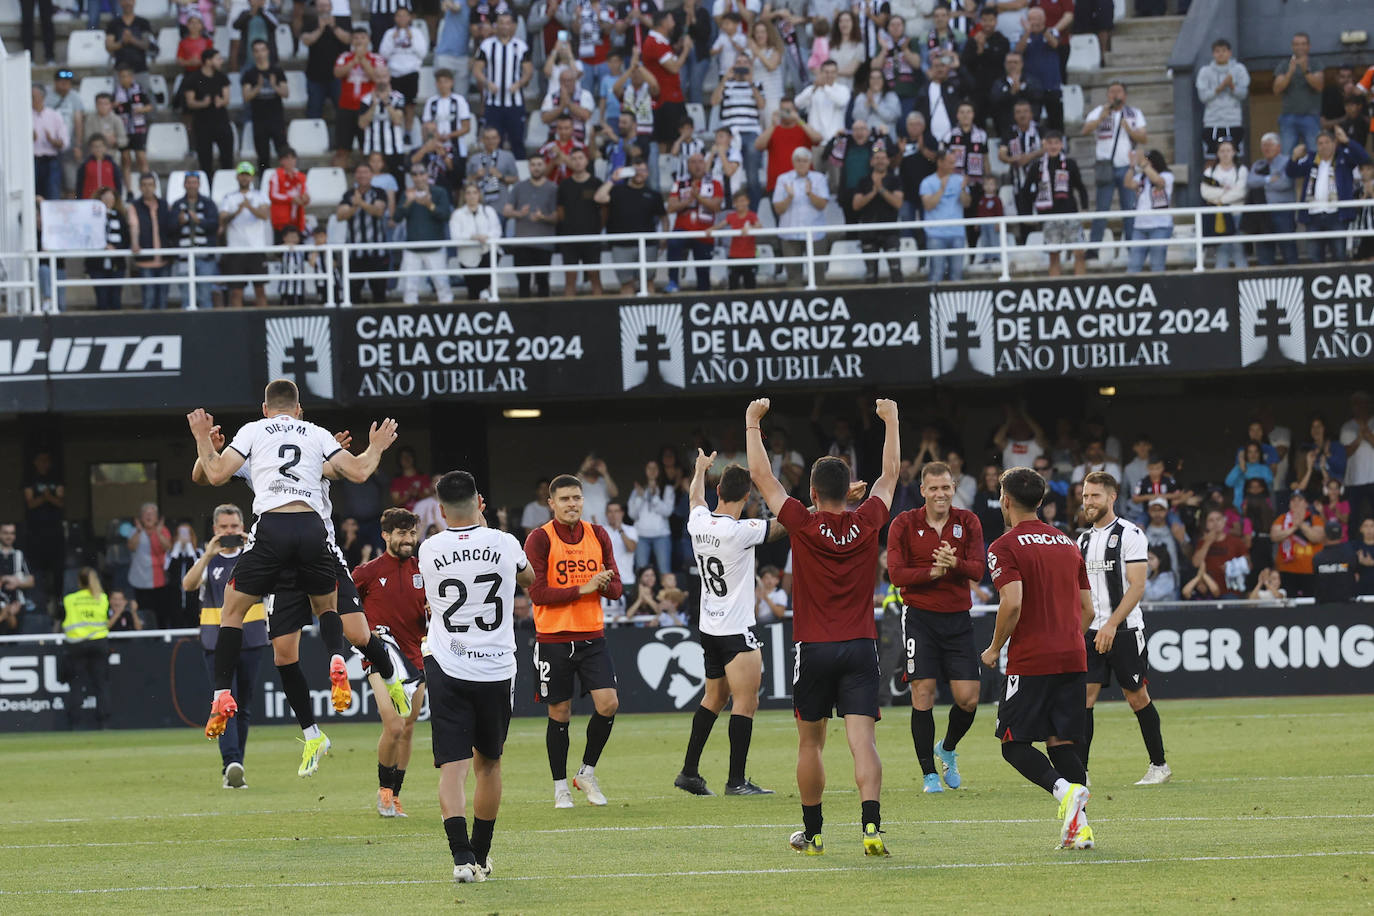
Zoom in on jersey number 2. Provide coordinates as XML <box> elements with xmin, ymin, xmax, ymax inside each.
<box><xmin>277</xmin><ymin>444</ymin><xmax>302</xmax><ymax>481</ymax></box>
<box><xmin>439</xmin><ymin>574</ymin><xmax>504</xmax><ymax>632</ymax></box>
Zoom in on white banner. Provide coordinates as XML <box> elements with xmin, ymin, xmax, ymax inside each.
<box><xmin>40</xmin><ymin>199</ymin><xmax>109</xmax><ymax>252</ymax></box>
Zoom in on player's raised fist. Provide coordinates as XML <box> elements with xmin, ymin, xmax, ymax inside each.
<box><xmin>875</xmin><ymin>398</ymin><xmax>899</xmax><ymax>423</ymax></box>
<box><xmin>746</xmin><ymin>398</ymin><xmax>771</xmax><ymax>423</ymax></box>
<box><xmin>370</xmin><ymin>418</ymin><xmax>399</xmax><ymax>449</ymax></box>
<box><xmin>209</xmin><ymin>425</ymin><xmax>226</xmax><ymax>451</ymax></box>
<box><xmin>695</xmin><ymin>448</ymin><xmax>717</xmax><ymax>474</ymax></box>
<box><xmin>186</xmin><ymin>408</ymin><xmax>213</xmax><ymax>438</ymax></box>
<box><xmin>334</xmin><ymin>429</ymin><xmax>353</xmax><ymax>449</ymax></box>
<box><xmin>846</xmin><ymin>480</ymin><xmax>869</xmax><ymax>503</ymax></box>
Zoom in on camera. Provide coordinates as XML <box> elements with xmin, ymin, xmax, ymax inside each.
<box><xmin>218</xmin><ymin>534</ymin><xmax>244</xmax><ymax>549</ymax></box>
<box><xmin>558</xmin><ymin>29</ymin><xmax>571</xmax><ymax>42</ymax></box>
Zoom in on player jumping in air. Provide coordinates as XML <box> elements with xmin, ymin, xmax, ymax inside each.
<box><xmin>524</xmin><ymin>475</ymin><xmax>624</xmax><ymax>808</ymax></box>
<box><xmin>353</xmin><ymin>507</ymin><xmax>430</xmax><ymax>816</ymax></box>
<box><xmin>674</xmin><ymin>449</ymin><xmax>786</xmax><ymax>797</ymax></box>
<box><xmin>887</xmin><ymin>461</ymin><xmax>985</xmax><ymax>793</ymax></box>
<box><xmin>1078</xmin><ymin>472</ymin><xmax>1171</xmax><ymax>786</ymax></box>
<box><xmin>419</xmin><ymin>471</ymin><xmax>534</xmax><ymax>883</ymax></box>
<box><xmin>982</xmin><ymin>467</ymin><xmax>1095</xmax><ymax>850</ymax></box>
<box><xmin>187</xmin><ymin>380</ymin><xmax>402</xmax><ymax>746</ymax></box>
<box><xmin>747</xmin><ymin>397</ymin><xmax>901</xmax><ymax>858</ymax></box>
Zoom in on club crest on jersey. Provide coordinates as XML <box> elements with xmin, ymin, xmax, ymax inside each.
<box><xmin>953</xmin><ymin>524</ymin><xmax>963</xmax><ymax>539</ymax></box>
<box><xmin>412</xmin><ymin>573</ymin><xmax>424</xmax><ymax>589</ymax></box>
<box><xmin>1108</xmin><ymin>534</ymin><xmax>1119</xmax><ymax>549</ymax></box>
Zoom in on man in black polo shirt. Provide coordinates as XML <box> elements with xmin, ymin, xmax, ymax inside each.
<box><xmin>185</xmin><ymin>49</ymin><xmax>235</xmax><ymax>176</ymax></box>
<box><xmin>555</xmin><ymin>147</ymin><xmax>604</xmax><ymax>298</ymax></box>
<box><xmin>1313</xmin><ymin>520</ymin><xmax>1358</xmax><ymax>604</ymax></box>
<box><xmin>595</xmin><ymin>157</ymin><xmax>666</xmax><ymax>294</ymax></box>
<box><xmin>104</xmin><ymin>0</ymin><xmax>155</xmax><ymax>93</ymax></box>
<box><xmin>852</xmin><ymin>144</ymin><xmax>904</xmax><ymax>283</ymax></box>
<box><xmin>301</xmin><ymin>0</ymin><xmax>352</xmax><ymax>118</ymax></box>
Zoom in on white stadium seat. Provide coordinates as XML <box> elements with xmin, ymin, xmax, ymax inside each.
<box><xmin>824</xmin><ymin>240</ymin><xmax>865</xmax><ymax>282</ymax></box>
<box><xmin>134</xmin><ymin>0</ymin><xmax>168</xmax><ymax>17</ymax></box>
<box><xmin>417</xmin><ymin>66</ymin><xmax>437</xmax><ymax>102</ymax></box>
<box><xmin>67</xmin><ymin>30</ymin><xmax>110</xmax><ymax>68</ymax></box>
<box><xmin>326</xmin><ymin>214</ymin><xmax>348</xmax><ymax>245</ymax></box>
<box><xmin>1013</xmin><ymin>230</ymin><xmax>1050</xmax><ymax>272</ymax></box>
<box><xmin>287</xmin><ymin>119</ymin><xmax>331</xmax><ymax>157</ymax></box>
<box><xmin>1067</xmin><ymin>33</ymin><xmax>1101</xmax><ymax>73</ymax></box>
<box><xmin>227</xmin><ymin>73</ymin><xmax>244</xmax><ymax>108</ymax></box>
<box><xmin>685</xmin><ymin>102</ymin><xmax>707</xmax><ymax>132</ymax></box>
<box><xmin>147</xmin><ymin>73</ymin><xmax>170</xmax><ymax>107</ymax></box>
<box><xmin>146</xmin><ymin>122</ymin><xmax>190</xmax><ymax>162</ymax></box>
<box><xmin>283</xmin><ymin>71</ymin><xmax>308</xmax><ymax>109</ymax></box>
<box><xmin>165</xmin><ymin>169</ymin><xmax>208</xmax><ymax>205</ymax></box>
<box><xmin>275</xmin><ymin>23</ymin><xmax>297</xmax><ymax>62</ymax></box>
<box><xmin>213</xmin><ymin>26</ymin><xmax>231</xmax><ymax>59</ymax></box>
<box><xmin>516</xmin><ymin>159</ymin><xmax>531</xmax><ymax>181</ymax></box>
<box><xmin>238</xmin><ymin>121</ymin><xmax>255</xmax><ymax>156</ymax></box>
<box><xmin>306</xmin><ymin>167</ymin><xmax>348</xmax><ymax>205</ymax></box>
<box><xmin>987</xmin><ymin>138</ymin><xmax>1009</xmax><ymax>177</ymax></box>
<box><xmin>155</xmin><ymin>26</ymin><xmax>182</xmax><ymax>65</ymax></box>
<box><xmin>79</xmin><ymin>76</ymin><xmax>114</xmax><ymax>115</ymax></box>
<box><xmin>1062</xmin><ymin>83</ymin><xmax>1085</xmax><ymax>126</ymax></box>
<box><xmin>0</xmin><ymin>0</ymin><xmax>21</xmax><ymax>25</ymax></box>
<box><xmin>210</xmin><ymin>169</ymin><xmax>239</xmax><ymax>204</ymax></box>
<box><xmin>899</xmin><ymin>236</ymin><xmax>920</xmax><ymax>276</ymax></box>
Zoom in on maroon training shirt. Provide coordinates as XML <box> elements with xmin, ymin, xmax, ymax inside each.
<box><xmin>779</xmin><ymin>495</ymin><xmax>889</xmax><ymax>643</ymax></box>
<box><xmin>887</xmin><ymin>506</ymin><xmax>985</xmax><ymax>613</ymax></box>
<box><xmin>986</xmin><ymin>519</ymin><xmax>1089</xmax><ymax>676</ymax></box>
<box><xmin>352</xmin><ymin>552</ymin><xmax>429</xmax><ymax>670</ymax></box>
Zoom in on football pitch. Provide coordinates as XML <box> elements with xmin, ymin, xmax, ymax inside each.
<box><xmin>5</xmin><ymin>695</ymin><xmax>1372</xmax><ymax>913</ymax></box>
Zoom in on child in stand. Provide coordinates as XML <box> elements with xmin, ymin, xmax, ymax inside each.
<box><xmin>114</xmin><ymin>65</ymin><xmax>153</xmax><ymax>178</ymax></box>
<box><xmin>806</xmin><ymin>18</ymin><xmax>831</xmax><ymax>81</ymax></box>
<box><xmin>669</xmin><ymin>118</ymin><xmax>704</xmax><ymax>183</ymax></box>
<box><xmin>711</xmin><ymin>12</ymin><xmax>748</xmax><ymax>78</ymax></box>
<box><xmin>976</xmin><ymin>174</ymin><xmax>1004</xmax><ymax>262</ymax></box>
<box><xmin>308</xmin><ymin>224</ymin><xmax>334</xmax><ymax>304</ymax></box>
<box><xmin>721</xmin><ymin>189</ymin><xmax>759</xmax><ymax>289</ymax></box>
<box><xmin>277</xmin><ymin>223</ymin><xmax>309</xmax><ymax>305</ymax></box>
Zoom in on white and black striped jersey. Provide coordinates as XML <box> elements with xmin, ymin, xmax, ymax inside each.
<box><xmin>855</xmin><ymin>0</ymin><xmax>891</xmax><ymax>60</ymax></box>
<box><xmin>422</xmin><ymin>92</ymin><xmax>473</xmax><ymax>154</ymax></box>
<box><xmin>343</xmin><ymin>185</ymin><xmax>389</xmax><ymax>255</ymax></box>
<box><xmin>477</xmin><ymin>35</ymin><xmax>530</xmax><ymax>107</ymax></box>
<box><xmin>278</xmin><ymin>247</ymin><xmax>310</xmax><ymax>299</ymax></box>
<box><xmin>1078</xmin><ymin>517</ymin><xmax>1149</xmax><ymax>631</ymax></box>
<box><xmin>673</xmin><ymin>136</ymin><xmax>706</xmax><ymax>182</ymax></box>
<box><xmin>717</xmin><ymin>79</ymin><xmax>762</xmax><ymax>133</ymax></box>
<box><xmin>1004</xmin><ymin>121</ymin><xmax>1042</xmax><ymax>197</ymax></box>
<box><xmin>370</xmin><ymin>0</ymin><xmax>409</xmax><ymax>14</ymax></box>
<box><xmin>360</xmin><ymin>89</ymin><xmax>409</xmax><ymax>155</ymax></box>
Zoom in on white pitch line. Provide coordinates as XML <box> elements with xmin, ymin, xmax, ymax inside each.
<box><xmin>6</xmin><ymin>814</ymin><xmax>1374</xmax><ymax>850</ymax></box>
<box><xmin>3</xmin><ymin>850</ymin><xmax>1373</xmax><ymax>896</ymax></box>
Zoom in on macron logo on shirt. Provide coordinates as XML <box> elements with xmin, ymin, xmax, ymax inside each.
<box><xmin>1017</xmin><ymin>533</ymin><xmax>1075</xmax><ymax>547</ymax></box>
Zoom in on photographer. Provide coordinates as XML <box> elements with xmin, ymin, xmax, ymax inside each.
<box><xmin>595</xmin><ymin>157</ymin><xmax>667</xmax><ymax>294</ymax></box>
<box><xmin>711</xmin><ymin>54</ymin><xmax>765</xmax><ymax>211</ymax></box>
<box><xmin>182</xmin><ymin>504</ymin><xmax>265</xmax><ymax>789</ymax></box>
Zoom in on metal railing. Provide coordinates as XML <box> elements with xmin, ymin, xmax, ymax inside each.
<box><xmin>5</xmin><ymin>196</ymin><xmax>1372</xmax><ymax>313</ymax></box>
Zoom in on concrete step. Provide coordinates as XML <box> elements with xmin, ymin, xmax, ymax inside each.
<box><xmin>1111</xmin><ymin>15</ymin><xmax>1186</xmax><ymax>42</ymax></box>
<box><xmin>1073</xmin><ymin>66</ymin><xmax>1172</xmax><ymax>90</ymax></box>
<box><xmin>1105</xmin><ymin>49</ymin><xmax>1177</xmax><ymax>69</ymax></box>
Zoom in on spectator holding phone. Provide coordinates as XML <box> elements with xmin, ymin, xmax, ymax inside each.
<box><xmin>596</xmin><ymin>157</ymin><xmax>667</xmax><ymax>294</ymax></box>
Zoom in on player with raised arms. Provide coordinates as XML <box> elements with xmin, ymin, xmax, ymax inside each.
<box><xmin>887</xmin><ymin>460</ymin><xmax>986</xmax><ymax>793</ymax></box>
<box><xmin>419</xmin><ymin>470</ymin><xmax>534</xmax><ymax>884</ymax></box>
<box><xmin>746</xmin><ymin>397</ymin><xmax>901</xmax><ymax>858</ymax></box>
<box><xmin>981</xmin><ymin>467</ymin><xmax>1095</xmax><ymax>850</ymax></box>
<box><xmin>187</xmin><ymin>380</ymin><xmax>400</xmax><ymax>742</ymax></box>
<box><xmin>524</xmin><ymin>474</ymin><xmax>624</xmax><ymax>808</ymax></box>
<box><xmin>1077</xmin><ymin>471</ymin><xmax>1171</xmax><ymax>786</ymax></box>
<box><xmin>190</xmin><ymin>419</ymin><xmax>413</xmax><ymax>777</ymax></box>
<box><xmin>674</xmin><ymin>449</ymin><xmax>786</xmax><ymax>797</ymax></box>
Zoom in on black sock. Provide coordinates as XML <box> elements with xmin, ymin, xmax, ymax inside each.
<box><xmin>681</xmin><ymin>706</ymin><xmax>718</xmax><ymax>777</ymax></box>
<box><xmin>444</xmin><ymin>816</ymin><xmax>473</xmax><ymax>866</ymax></box>
<box><xmin>1001</xmin><ymin>741</ymin><xmax>1061</xmax><ymax>795</ymax></box>
<box><xmin>1083</xmin><ymin>707</ymin><xmax>1095</xmax><ymax>769</ymax></box>
<box><xmin>276</xmin><ymin>661</ymin><xmax>316</xmax><ymax>730</ymax></box>
<box><xmin>378</xmin><ymin>762</ymin><xmax>395</xmax><ymax>790</ymax></box>
<box><xmin>213</xmin><ymin>626</ymin><xmax>243</xmax><ymax>691</ymax></box>
<box><xmin>582</xmin><ymin>713</ymin><xmax>615</xmax><ymax>768</ymax></box>
<box><xmin>911</xmin><ymin>707</ymin><xmax>936</xmax><ymax>775</ymax></box>
<box><xmin>1135</xmin><ymin>702</ymin><xmax>1167</xmax><ymax>766</ymax></box>
<box><xmin>394</xmin><ymin>768</ymin><xmax>406</xmax><ymax>797</ymax></box>
<box><xmin>1048</xmin><ymin>743</ymin><xmax>1088</xmax><ymax>785</ymax></box>
<box><xmin>546</xmin><ymin>719</ymin><xmax>570</xmax><ymax>781</ymax></box>
<box><xmin>359</xmin><ymin>635</ymin><xmax>395</xmax><ymax>680</ymax></box>
<box><xmin>802</xmin><ymin>803</ymin><xmax>823</xmax><ymax>841</ymax></box>
<box><xmin>318</xmin><ymin>610</ymin><xmax>347</xmax><ymax>658</ymax></box>
<box><xmin>471</xmin><ymin>817</ymin><xmax>495</xmax><ymax>865</ymax></box>
<box><xmin>944</xmin><ymin>705</ymin><xmax>977</xmax><ymax>751</ymax></box>
<box><xmin>727</xmin><ymin>715</ymin><xmax>752</xmax><ymax>786</ymax></box>
<box><xmin>861</xmin><ymin>799</ymin><xmax>880</xmax><ymax>830</ymax></box>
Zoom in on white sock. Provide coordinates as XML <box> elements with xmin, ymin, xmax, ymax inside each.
<box><xmin>1052</xmin><ymin>778</ymin><xmax>1071</xmax><ymax>802</ymax></box>
<box><xmin>578</xmin><ymin>764</ymin><xmax>594</xmax><ymax>777</ymax></box>
<box><xmin>554</xmin><ymin>778</ymin><xmax>569</xmax><ymax>794</ymax></box>
<box><xmin>303</xmin><ymin>725</ymin><xmax>322</xmax><ymax>741</ymax></box>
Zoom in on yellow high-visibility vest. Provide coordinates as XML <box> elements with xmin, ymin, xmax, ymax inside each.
<box><xmin>62</xmin><ymin>589</ymin><xmax>110</xmax><ymax>642</ymax></box>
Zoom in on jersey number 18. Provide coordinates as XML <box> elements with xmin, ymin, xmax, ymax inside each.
<box><xmin>699</xmin><ymin>556</ymin><xmax>728</xmax><ymax>598</ymax></box>
<box><xmin>438</xmin><ymin>575</ymin><xmax>504</xmax><ymax>632</ymax></box>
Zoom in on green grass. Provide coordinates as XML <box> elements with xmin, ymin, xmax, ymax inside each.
<box><xmin>4</xmin><ymin>696</ymin><xmax>1373</xmax><ymax>913</ymax></box>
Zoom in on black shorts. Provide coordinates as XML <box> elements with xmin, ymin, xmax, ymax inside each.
<box><xmin>220</xmin><ymin>252</ymin><xmax>265</xmax><ymax>289</ymax></box>
<box><xmin>126</xmin><ymin>132</ymin><xmax>147</xmax><ymax>152</ymax></box>
<box><xmin>336</xmin><ymin>107</ymin><xmax>361</xmax><ymax>150</ymax></box>
<box><xmin>391</xmin><ymin>71</ymin><xmax>419</xmax><ymax>104</ymax></box>
<box><xmin>231</xmin><ymin>512</ymin><xmax>339</xmax><ymax>599</ymax></box>
<box><xmin>653</xmin><ymin>100</ymin><xmax>688</xmax><ymax>144</ymax></box>
<box><xmin>425</xmin><ymin>657</ymin><xmax>513</xmax><ymax>765</ymax></box>
<box><xmin>559</xmin><ymin>241</ymin><xmax>601</xmax><ymax>266</ymax></box>
<box><xmin>267</xmin><ymin>554</ymin><xmax>361</xmax><ymax>639</ymax></box>
<box><xmin>533</xmin><ymin>637</ymin><xmax>617</xmax><ymax>704</ymax></box>
<box><xmin>1085</xmin><ymin>627</ymin><xmax>1148</xmax><ymax>691</ymax></box>
<box><xmin>1202</xmin><ymin>126</ymin><xmax>1244</xmax><ymax>159</ymax></box>
<box><xmin>1074</xmin><ymin>0</ymin><xmax>1114</xmax><ymax>32</ymax></box>
<box><xmin>902</xmin><ymin>607</ymin><xmax>980</xmax><ymax>683</ymax></box>
<box><xmin>793</xmin><ymin>638</ymin><xmax>880</xmax><ymax>722</ymax></box>
<box><xmin>993</xmin><ymin>671</ymin><xmax>1086</xmax><ymax>743</ymax></box>
<box><xmin>700</xmin><ymin>630</ymin><xmax>761</xmax><ymax>680</ymax></box>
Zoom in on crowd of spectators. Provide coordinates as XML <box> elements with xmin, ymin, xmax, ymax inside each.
<box><xmin>42</xmin><ymin>0</ymin><xmax>1373</xmax><ymax>308</ymax></box>
<box><xmin>6</xmin><ymin>390</ymin><xmax>1374</xmax><ymax>639</ymax></box>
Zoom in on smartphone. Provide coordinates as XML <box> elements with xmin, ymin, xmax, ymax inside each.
<box><xmin>558</xmin><ymin>29</ymin><xmax>571</xmax><ymax>42</ymax></box>
<box><xmin>219</xmin><ymin>534</ymin><xmax>244</xmax><ymax>549</ymax></box>
<box><xmin>615</xmin><ymin>166</ymin><xmax>636</xmax><ymax>180</ymax></box>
